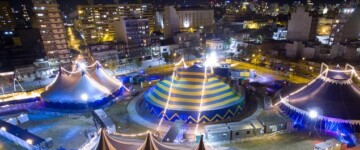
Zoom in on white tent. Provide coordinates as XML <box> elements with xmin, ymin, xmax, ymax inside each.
<box><xmin>87</xmin><ymin>64</ymin><xmax>122</xmax><ymax>93</ymax></box>
<box><xmin>41</xmin><ymin>68</ymin><xmax>110</xmax><ymax>103</ymax></box>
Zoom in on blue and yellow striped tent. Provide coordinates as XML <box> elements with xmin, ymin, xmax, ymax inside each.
<box><xmin>145</xmin><ymin>65</ymin><xmax>245</xmax><ymax>124</ymax></box>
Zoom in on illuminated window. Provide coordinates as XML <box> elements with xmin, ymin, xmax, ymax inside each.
<box><xmin>37</xmin><ymin>13</ymin><xmax>44</xmax><ymax>17</ymax></box>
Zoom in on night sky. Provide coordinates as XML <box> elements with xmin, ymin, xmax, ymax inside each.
<box><xmin>9</xmin><ymin>0</ymin><xmax>346</xmax><ymax>13</ymax></box>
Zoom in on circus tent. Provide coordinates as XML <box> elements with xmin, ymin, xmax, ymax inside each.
<box><xmin>145</xmin><ymin>65</ymin><xmax>245</xmax><ymax>123</ymax></box>
<box><xmin>86</xmin><ymin>63</ymin><xmax>123</xmax><ymax>93</ymax></box>
<box><xmin>41</xmin><ymin>61</ymin><xmax>125</xmax><ymax>108</ymax></box>
<box><xmin>94</xmin><ymin>129</ymin><xmax>208</xmax><ymax>150</ymax></box>
<box><xmin>41</xmin><ymin>68</ymin><xmax>110</xmax><ymax>103</ymax></box>
<box><xmin>95</xmin><ymin>129</ymin><xmax>141</xmax><ymax>150</ymax></box>
<box><xmin>279</xmin><ymin>64</ymin><xmax>360</xmax><ymax>138</ymax></box>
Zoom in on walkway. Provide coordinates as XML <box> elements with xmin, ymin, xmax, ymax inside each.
<box><xmin>127</xmin><ymin>91</ymin><xmax>171</xmax><ymax>133</ymax></box>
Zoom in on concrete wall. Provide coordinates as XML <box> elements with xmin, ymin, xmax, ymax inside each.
<box><xmin>301</xmin><ymin>47</ymin><xmax>315</xmax><ymax>59</ymax></box>
<box><xmin>285</xmin><ymin>42</ymin><xmax>304</xmax><ymax>58</ymax></box>
<box><xmin>164</xmin><ymin>6</ymin><xmax>180</xmax><ymax>38</ymax></box>
<box><xmin>287</xmin><ymin>7</ymin><xmax>312</xmax><ymax>41</ymax></box>
<box><xmin>114</xmin><ymin>19</ymin><xmax>127</xmax><ymax>43</ymax></box>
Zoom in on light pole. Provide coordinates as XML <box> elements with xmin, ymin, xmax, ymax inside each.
<box><xmin>173</xmin><ymin>53</ymin><xmax>177</xmax><ymax>64</ymax></box>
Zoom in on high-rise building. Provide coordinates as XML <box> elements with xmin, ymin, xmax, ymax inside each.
<box><xmin>76</xmin><ymin>4</ymin><xmax>154</xmax><ymax>44</ymax></box>
<box><xmin>32</xmin><ymin>0</ymin><xmax>71</xmax><ymax>68</ymax></box>
<box><xmin>0</xmin><ymin>0</ymin><xmax>15</xmax><ymax>31</ymax></box>
<box><xmin>21</xmin><ymin>4</ymin><xmax>31</xmax><ymax>23</ymax></box>
<box><xmin>177</xmin><ymin>7</ymin><xmax>214</xmax><ymax>32</ymax></box>
<box><xmin>163</xmin><ymin>6</ymin><xmax>180</xmax><ymax>38</ymax></box>
<box><xmin>114</xmin><ymin>17</ymin><xmax>153</xmax><ymax>60</ymax></box>
<box><xmin>329</xmin><ymin>7</ymin><xmax>360</xmax><ymax>45</ymax></box>
<box><xmin>287</xmin><ymin>7</ymin><xmax>317</xmax><ymax>41</ymax></box>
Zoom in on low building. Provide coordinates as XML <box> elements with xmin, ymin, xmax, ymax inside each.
<box><xmin>15</xmin><ymin>59</ymin><xmax>57</xmax><ymax>82</ymax></box>
<box><xmin>33</xmin><ymin>59</ymin><xmax>53</xmax><ymax>80</ymax></box>
<box><xmin>160</xmin><ymin>40</ymin><xmax>181</xmax><ymax>56</ymax></box>
<box><xmin>227</xmin><ymin>122</ymin><xmax>255</xmax><ymax>140</ymax></box>
<box><xmin>273</xmin><ymin>28</ymin><xmax>287</xmax><ymax>40</ymax></box>
<box><xmin>114</xmin><ymin>17</ymin><xmax>152</xmax><ymax>61</ymax></box>
<box><xmin>89</xmin><ymin>43</ymin><xmax>120</xmax><ymax>65</ymax></box>
<box><xmin>204</xmin><ymin>123</ymin><xmax>231</xmax><ymax>142</ymax></box>
<box><xmin>285</xmin><ymin>41</ymin><xmax>304</xmax><ymax>58</ymax></box>
<box><xmin>206</xmin><ymin>38</ymin><xmax>224</xmax><ymax>51</ymax></box>
<box><xmin>231</xmin><ymin>69</ymin><xmax>255</xmax><ymax>79</ymax></box>
<box><xmin>257</xmin><ymin>114</ymin><xmax>293</xmax><ymax>133</ymax></box>
<box><xmin>174</xmin><ymin>31</ymin><xmax>201</xmax><ymax>48</ymax></box>
<box><xmin>250</xmin><ymin>119</ymin><xmax>265</xmax><ymax>135</ymax></box>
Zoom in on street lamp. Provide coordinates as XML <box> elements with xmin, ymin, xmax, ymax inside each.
<box><xmin>173</xmin><ymin>53</ymin><xmax>177</xmax><ymax>64</ymax></box>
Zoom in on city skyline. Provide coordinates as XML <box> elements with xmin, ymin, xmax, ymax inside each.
<box><xmin>8</xmin><ymin>0</ymin><xmax>349</xmax><ymax>12</ymax></box>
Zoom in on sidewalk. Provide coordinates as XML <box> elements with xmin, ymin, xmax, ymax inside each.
<box><xmin>127</xmin><ymin>91</ymin><xmax>171</xmax><ymax>133</ymax></box>
<box><xmin>115</xmin><ymin>59</ymin><xmax>166</xmax><ymax>76</ymax></box>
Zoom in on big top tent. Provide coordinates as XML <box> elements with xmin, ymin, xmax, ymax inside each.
<box><xmin>86</xmin><ymin>62</ymin><xmax>124</xmax><ymax>94</ymax></box>
<box><xmin>145</xmin><ymin>64</ymin><xmax>245</xmax><ymax>123</ymax></box>
<box><xmin>278</xmin><ymin>63</ymin><xmax>360</xmax><ymax>144</ymax></box>
<box><xmin>41</xmin><ymin>61</ymin><xmax>125</xmax><ymax>109</ymax></box>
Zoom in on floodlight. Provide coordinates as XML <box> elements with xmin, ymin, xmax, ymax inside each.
<box><xmin>309</xmin><ymin>110</ymin><xmax>318</xmax><ymax>119</ymax></box>
<box><xmin>81</xmin><ymin>93</ymin><xmax>88</xmax><ymax>101</ymax></box>
<box><xmin>205</xmin><ymin>51</ymin><xmax>219</xmax><ymax>67</ymax></box>
<box><xmin>26</xmin><ymin>139</ymin><xmax>33</xmax><ymax>145</ymax></box>
<box><xmin>79</xmin><ymin>63</ymin><xmax>86</xmax><ymax>69</ymax></box>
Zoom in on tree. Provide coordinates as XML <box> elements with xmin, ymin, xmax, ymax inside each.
<box><xmin>225</xmin><ymin>36</ymin><xmax>232</xmax><ymax>49</ymax></box>
<box><xmin>134</xmin><ymin>58</ymin><xmax>142</xmax><ymax>67</ymax></box>
<box><xmin>162</xmin><ymin>53</ymin><xmax>170</xmax><ymax>64</ymax></box>
<box><xmin>106</xmin><ymin>60</ymin><xmax>118</xmax><ymax>75</ymax></box>
<box><xmin>236</xmin><ymin>44</ymin><xmax>243</xmax><ymax>54</ymax></box>
<box><xmin>229</xmin><ymin>52</ymin><xmax>235</xmax><ymax>58</ymax></box>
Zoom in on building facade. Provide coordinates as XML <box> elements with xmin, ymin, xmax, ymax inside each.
<box><xmin>89</xmin><ymin>43</ymin><xmax>119</xmax><ymax>64</ymax></box>
<box><xmin>329</xmin><ymin>7</ymin><xmax>360</xmax><ymax>45</ymax></box>
<box><xmin>76</xmin><ymin>4</ymin><xmax>154</xmax><ymax>44</ymax></box>
<box><xmin>158</xmin><ymin>6</ymin><xmax>214</xmax><ymax>37</ymax></box>
<box><xmin>114</xmin><ymin>17</ymin><xmax>152</xmax><ymax>61</ymax></box>
<box><xmin>287</xmin><ymin>7</ymin><xmax>317</xmax><ymax>41</ymax></box>
<box><xmin>32</xmin><ymin>0</ymin><xmax>71</xmax><ymax>68</ymax></box>
<box><xmin>163</xmin><ymin>6</ymin><xmax>180</xmax><ymax>38</ymax></box>
<box><xmin>206</xmin><ymin>39</ymin><xmax>224</xmax><ymax>51</ymax></box>
<box><xmin>177</xmin><ymin>7</ymin><xmax>214</xmax><ymax>32</ymax></box>
<box><xmin>0</xmin><ymin>0</ymin><xmax>15</xmax><ymax>31</ymax></box>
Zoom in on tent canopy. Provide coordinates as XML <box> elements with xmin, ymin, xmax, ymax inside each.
<box><xmin>281</xmin><ymin>68</ymin><xmax>360</xmax><ymax>122</ymax></box>
<box><xmin>41</xmin><ymin>69</ymin><xmax>110</xmax><ymax>103</ymax></box>
<box><xmin>87</xmin><ymin>63</ymin><xmax>122</xmax><ymax>93</ymax></box>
